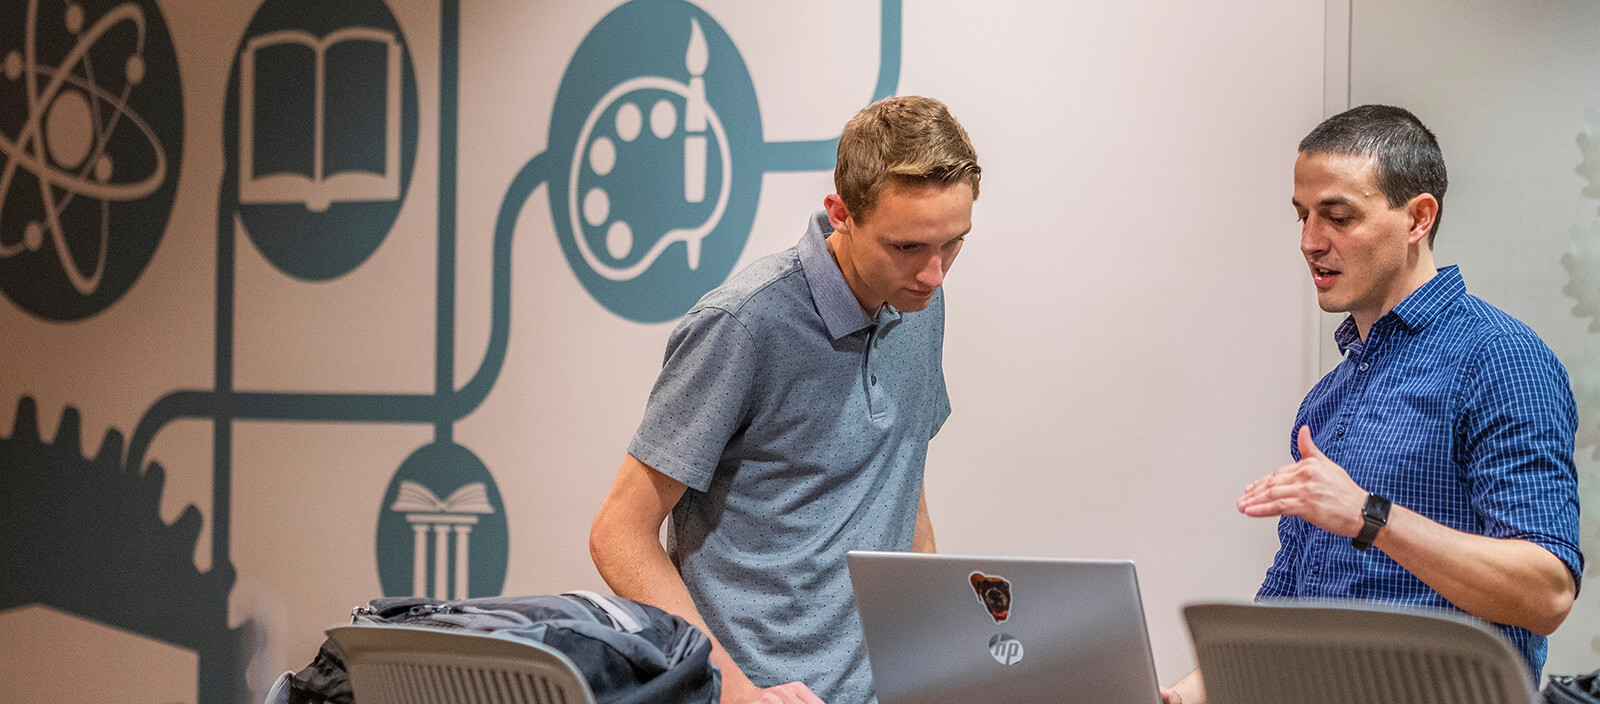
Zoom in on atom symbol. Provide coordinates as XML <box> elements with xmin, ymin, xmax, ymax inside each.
<box><xmin>0</xmin><ymin>0</ymin><xmax>168</xmax><ymax>295</ymax></box>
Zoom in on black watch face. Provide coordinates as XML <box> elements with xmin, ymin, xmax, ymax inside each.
<box><xmin>1363</xmin><ymin>494</ymin><xmax>1390</xmax><ymax>521</ymax></box>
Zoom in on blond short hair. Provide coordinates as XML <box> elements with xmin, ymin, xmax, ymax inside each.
<box><xmin>835</xmin><ymin>96</ymin><xmax>981</xmax><ymax>221</ymax></box>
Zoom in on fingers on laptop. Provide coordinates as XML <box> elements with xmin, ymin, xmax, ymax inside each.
<box><xmin>752</xmin><ymin>681</ymin><xmax>826</xmax><ymax>704</ymax></box>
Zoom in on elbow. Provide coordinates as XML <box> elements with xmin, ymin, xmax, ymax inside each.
<box><xmin>588</xmin><ymin>502</ymin><xmax>649</xmax><ymax>583</ymax></box>
<box><xmin>1514</xmin><ymin>569</ymin><xmax>1577</xmax><ymax>636</ymax></box>
<box><xmin>1523</xmin><ymin>588</ymin><xmax>1575</xmax><ymax>637</ymax></box>
<box><xmin>588</xmin><ymin>510</ymin><xmax>617</xmax><ymax>576</ymax></box>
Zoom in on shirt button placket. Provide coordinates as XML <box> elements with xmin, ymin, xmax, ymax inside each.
<box><xmin>864</xmin><ymin>325</ymin><xmax>882</xmax><ymax>414</ymax></box>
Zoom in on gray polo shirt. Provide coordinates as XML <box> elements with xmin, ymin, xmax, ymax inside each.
<box><xmin>628</xmin><ymin>210</ymin><xmax>951</xmax><ymax>704</ymax></box>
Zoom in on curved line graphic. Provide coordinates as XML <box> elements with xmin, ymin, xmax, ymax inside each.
<box><xmin>869</xmin><ymin>0</ymin><xmax>901</xmax><ymax>105</ymax></box>
<box><xmin>452</xmin><ymin>152</ymin><xmax>549</xmax><ymax>415</ymax></box>
<box><xmin>125</xmin><ymin>155</ymin><xmax>546</xmax><ymax>473</ymax></box>
<box><xmin>124</xmin><ymin>0</ymin><xmax>904</xmax><ymax>588</ymax></box>
<box><xmin>758</xmin><ymin>0</ymin><xmax>900</xmax><ymax>174</ymax></box>
<box><xmin>128</xmin><ymin>0</ymin><xmax>904</xmax><ymax>451</ymax></box>
<box><xmin>127</xmin><ymin>389</ymin><xmax>443</xmax><ymax>474</ymax></box>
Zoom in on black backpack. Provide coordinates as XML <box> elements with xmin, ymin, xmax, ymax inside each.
<box><xmin>1546</xmin><ymin>668</ymin><xmax>1600</xmax><ymax>704</ymax></box>
<box><xmin>271</xmin><ymin>592</ymin><xmax>718</xmax><ymax>704</ymax></box>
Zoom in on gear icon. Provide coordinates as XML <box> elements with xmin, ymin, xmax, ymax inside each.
<box><xmin>0</xmin><ymin>396</ymin><xmax>248</xmax><ymax>703</ymax></box>
<box><xmin>1561</xmin><ymin>220</ymin><xmax>1600</xmax><ymax>335</ymax></box>
<box><xmin>1564</xmin><ymin>110</ymin><xmax>1600</xmax><ymax>612</ymax></box>
<box><xmin>1578</xmin><ymin>108</ymin><xmax>1600</xmax><ymax>207</ymax></box>
<box><xmin>1568</xmin><ymin>349</ymin><xmax>1600</xmax><ymax>463</ymax></box>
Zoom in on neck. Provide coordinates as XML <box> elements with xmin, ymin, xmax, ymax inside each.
<box><xmin>827</xmin><ymin>231</ymin><xmax>884</xmax><ymax>316</ymax></box>
<box><xmin>1353</xmin><ymin>246</ymin><xmax>1437</xmax><ymax>340</ymax></box>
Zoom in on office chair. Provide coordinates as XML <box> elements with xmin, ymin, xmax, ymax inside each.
<box><xmin>325</xmin><ymin>624</ymin><xmax>598</xmax><ymax>704</ymax></box>
<box><xmin>1183</xmin><ymin>601</ymin><xmax>1536</xmax><ymax>704</ymax></box>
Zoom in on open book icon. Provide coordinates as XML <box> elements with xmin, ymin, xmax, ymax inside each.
<box><xmin>390</xmin><ymin>481</ymin><xmax>494</xmax><ymax>515</ymax></box>
<box><xmin>238</xmin><ymin>27</ymin><xmax>402</xmax><ymax>212</ymax></box>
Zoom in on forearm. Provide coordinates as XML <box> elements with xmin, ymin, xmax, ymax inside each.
<box><xmin>589</xmin><ymin>521</ymin><xmax>698</xmax><ymax>629</ymax></box>
<box><xmin>1238</xmin><ymin>427</ymin><xmax>1577</xmax><ymax>635</ymax></box>
<box><xmin>590</xmin><ymin>455</ymin><xmax>765</xmax><ymax>701</ymax></box>
<box><xmin>912</xmin><ymin>489</ymin><xmax>936</xmax><ymax>553</ymax></box>
<box><xmin>1374</xmin><ymin>504</ymin><xmax>1576</xmax><ymax>635</ymax></box>
<box><xmin>590</xmin><ymin>527</ymin><xmax>761</xmax><ymax>695</ymax></box>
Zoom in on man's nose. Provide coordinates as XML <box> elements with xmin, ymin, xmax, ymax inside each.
<box><xmin>917</xmin><ymin>256</ymin><xmax>945</xmax><ymax>287</ymax></box>
<box><xmin>1300</xmin><ymin>222</ymin><xmax>1328</xmax><ymax>257</ymax></box>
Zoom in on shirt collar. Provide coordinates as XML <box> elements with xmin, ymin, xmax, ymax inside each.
<box><xmin>798</xmin><ymin>210</ymin><xmax>877</xmax><ymax>339</ymax></box>
<box><xmin>1333</xmin><ymin>316</ymin><xmax>1362</xmax><ymax>356</ymax></box>
<box><xmin>1389</xmin><ymin>265</ymin><xmax>1465</xmax><ymax>332</ymax></box>
<box><xmin>1333</xmin><ymin>265</ymin><xmax>1466</xmax><ymax>355</ymax></box>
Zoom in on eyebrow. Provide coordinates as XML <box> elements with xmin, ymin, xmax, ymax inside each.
<box><xmin>1291</xmin><ymin>197</ymin><xmax>1357</xmax><ymax>210</ymax></box>
<box><xmin>887</xmin><ymin>228</ymin><xmax>971</xmax><ymax>248</ymax></box>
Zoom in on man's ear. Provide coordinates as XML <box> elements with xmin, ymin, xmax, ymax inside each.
<box><xmin>823</xmin><ymin>194</ymin><xmax>852</xmax><ymax>234</ymax></box>
<box><xmin>1404</xmin><ymin>193</ymin><xmax>1439</xmax><ymax>247</ymax></box>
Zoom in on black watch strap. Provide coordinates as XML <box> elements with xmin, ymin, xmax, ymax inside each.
<box><xmin>1352</xmin><ymin>493</ymin><xmax>1390</xmax><ymax>551</ymax></box>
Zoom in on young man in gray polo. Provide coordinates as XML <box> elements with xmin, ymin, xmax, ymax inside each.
<box><xmin>590</xmin><ymin>95</ymin><xmax>981</xmax><ymax>704</ymax></box>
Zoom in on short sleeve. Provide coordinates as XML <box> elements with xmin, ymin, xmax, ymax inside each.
<box><xmin>628</xmin><ymin>308</ymin><xmax>758</xmax><ymax>492</ymax></box>
<box><xmin>1457</xmin><ymin>332</ymin><xmax>1584</xmax><ymax>592</ymax></box>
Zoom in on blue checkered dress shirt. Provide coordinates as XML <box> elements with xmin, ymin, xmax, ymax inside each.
<box><xmin>1257</xmin><ymin>265</ymin><xmax>1584</xmax><ymax>678</ymax></box>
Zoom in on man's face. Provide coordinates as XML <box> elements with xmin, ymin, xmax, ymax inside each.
<box><xmin>827</xmin><ymin>181</ymin><xmax>974</xmax><ymax>314</ymax></box>
<box><xmin>1292</xmin><ymin>152</ymin><xmax>1420</xmax><ymax>328</ymax></box>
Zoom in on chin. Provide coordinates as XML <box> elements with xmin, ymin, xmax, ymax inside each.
<box><xmin>1314</xmin><ymin>293</ymin><xmax>1347</xmax><ymax>314</ymax></box>
<box><xmin>894</xmin><ymin>297</ymin><xmax>934</xmax><ymax>312</ymax></box>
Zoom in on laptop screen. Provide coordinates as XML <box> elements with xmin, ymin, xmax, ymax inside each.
<box><xmin>847</xmin><ymin>551</ymin><xmax>1163</xmax><ymax>704</ymax></box>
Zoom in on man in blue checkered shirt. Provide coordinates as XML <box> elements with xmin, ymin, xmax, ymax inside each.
<box><xmin>1163</xmin><ymin>105</ymin><xmax>1584</xmax><ymax>704</ymax></box>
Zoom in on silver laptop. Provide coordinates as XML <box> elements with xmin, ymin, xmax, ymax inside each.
<box><xmin>847</xmin><ymin>551</ymin><xmax>1162</xmax><ymax>704</ymax></box>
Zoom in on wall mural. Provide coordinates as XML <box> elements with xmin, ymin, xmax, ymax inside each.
<box><xmin>0</xmin><ymin>0</ymin><xmax>903</xmax><ymax>701</ymax></box>
<box><xmin>1561</xmin><ymin>108</ymin><xmax>1600</xmax><ymax>658</ymax></box>
<box><xmin>0</xmin><ymin>0</ymin><xmax>180</xmax><ymax>320</ymax></box>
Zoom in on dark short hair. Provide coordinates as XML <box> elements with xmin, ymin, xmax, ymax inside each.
<box><xmin>1299</xmin><ymin>104</ymin><xmax>1448</xmax><ymax>246</ymax></box>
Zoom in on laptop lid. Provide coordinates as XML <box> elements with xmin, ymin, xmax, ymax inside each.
<box><xmin>847</xmin><ymin>551</ymin><xmax>1162</xmax><ymax>704</ymax></box>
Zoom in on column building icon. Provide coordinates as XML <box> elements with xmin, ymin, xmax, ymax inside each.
<box><xmin>390</xmin><ymin>480</ymin><xmax>495</xmax><ymax>599</ymax></box>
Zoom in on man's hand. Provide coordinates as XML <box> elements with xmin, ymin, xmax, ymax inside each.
<box><xmin>724</xmin><ymin>681</ymin><xmax>825</xmax><ymax>704</ymax></box>
<box><xmin>1237</xmin><ymin>425</ymin><xmax>1368</xmax><ymax>537</ymax></box>
<box><xmin>1164</xmin><ymin>667</ymin><xmax>1204</xmax><ymax>704</ymax></box>
<box><xmin>594</xmin><ymin>457</ymin><xmax>823</xmax><ymax>704</ymax></box>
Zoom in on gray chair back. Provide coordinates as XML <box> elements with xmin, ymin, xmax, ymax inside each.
<box><xmin>327</xmin><ymin>624</ymin><xmax>598</xmax><ymax>704</ymax></box>
<box><xmin>1184</xmin><ymin>602</ymin><xmax>1536</xmax><ymax>704</ymax></box>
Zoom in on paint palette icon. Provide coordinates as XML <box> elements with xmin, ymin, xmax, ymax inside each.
<box><xmin>542</xmin><ymin>0</ymin><xmax>887</xmax><ymax>322</ymax></box>
<box><xmin>566</xmin><ymin>19</ymin><xmax>729</xmax><ymax>282</ymax></box>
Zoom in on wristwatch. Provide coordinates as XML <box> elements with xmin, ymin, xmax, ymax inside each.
<box><xmin>1351</xmin><ymin>493</ymin><xmax>1390</xmax><ymax>551</ymax></box>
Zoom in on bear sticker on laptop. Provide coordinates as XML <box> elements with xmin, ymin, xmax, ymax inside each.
<box><xmin>969</xmin><ymin>571</ymin><xmax>1012</xmax><ymax>623</ymax></box>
